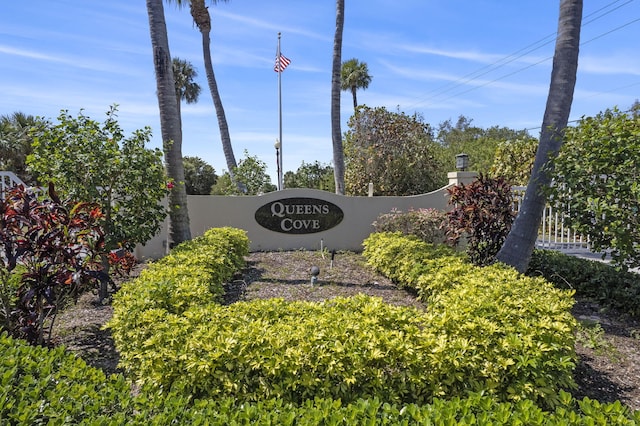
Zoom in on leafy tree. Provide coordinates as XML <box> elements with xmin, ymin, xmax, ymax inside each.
<box><xmin>27</xmin><ymin>106</ymin><xmax>168</xmax><ymax>300</ymax></box>
<box><xmin>548</xmin><ymin>107</ymin><xmax>640</xmax><ymax>269</ymax></box>
<box><xmin>490</xmin><ymin>136</ymin><xmax>538</xmax><ymax>185</ymax></box>
<box><xmin>211</xmin><ymin>151</ymin><xmax>276</xmax><ymax>195</ymax></box>
<box><xmin>183</xmin><ymin>156</ymin><xmax>217</xmax><ymax>195</ymax></box>
<box><xmin>497</xmin><ymin>0</ymin><xmax>582</xmax><ymax>272</ymax></box>
<box><xmin>147</xmin><ymin>0</ymin><xmax>191</xmax><ymax>247</ymax></box>
<box><xmin>341</xmin><ymin>58</ymin><xmax>372</xmax><ymax>111</ymax></box>
<box><xmin>284</xmin><ymin>161</ymin><xmax>335</xmax><ymax>192</ymax></box>
<box><xmin>0</xmin><ymin>112</ymin><xmax>44</xmax><ymax>185</ymax></box>
<box><xmin>344</xmin><ymin>106</ymin><xmax>447</xmax><ymax>196</ymax></box>
<box><xmin>436</xmin><ymin>116</ymin><xmax>530</xmax><ymax>175</ymax></box>
<box><xmin>331</xmin><ymin>0</ymin><xmax>345</xmax><ymax>194</ymax></box>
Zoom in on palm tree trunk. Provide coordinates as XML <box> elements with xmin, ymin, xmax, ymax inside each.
<box><xmin>147</xmin><ymin>0</ymin><xmax>191</xmax><ymax>247</ymax></box>
<box><xmin>496</xmin><ymin>0</ymin><xmax>582</xmax><ymax>272</ymax></box>
<box><xmin>189</xmin><ymin>0</ymin><xmax>243</xmax><ymax>192</ymax></box>
<box><xmin>351</xmin><ymin>87</ymin><xmax>358</xmax><ymax>111</ymax></box>
<box><xmin>331</xmin><ymin>0</ymin><xmax>346</xmax><ymax>195</ymax></box>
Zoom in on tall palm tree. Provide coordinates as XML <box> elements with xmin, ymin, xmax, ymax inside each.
<box><xmin>496</xmin><ymin>0</ymin><xmax>582</xmax><ymax>272</ymax></box>
<box><xmin>147</xmin><ymin>0</ymin><xmax>192</xmax><ymax>248</ymax></box>
<box><xmin>331</xmin><ymin>0</ymin><xmax>345</xmax><ymax>195</ymax></box>
<box><xmin>171</xmin><ymin>0</ymin><xmax>243</xmax><ymax>191</ymax></box>
<box><xmin>341</xmin><ymin>58</ymin><xmax>372</xmax><ymax>111</ymax></box>
<box><xmin>172</xmin><ymin>57</ymin><xmax>202</xmax><ymax>126</ymax></box>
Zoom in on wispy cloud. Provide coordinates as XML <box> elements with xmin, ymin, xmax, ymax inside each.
<box><xmin>380</xmin><ymin>60</ymin><xmax>548</xmax><ymax>95</ymax></box>
<box><xmin>0</xmin><ymin>44</ymin><xmax>145</xmax><ymax>77</ymax></box>
<box><xmin>399</xmin><ymin>44</ymin><xmax>506</xmax><ymax>63</ymax></box>
<box><xmin>213</xmin><ymin>9</ymin><xmax>330</xmax><ymax>42</ymax></box>
<box><xmin>0</xmin><ymin>45</ymin><xmax>63</xmax><ymax>62</ymax></box>
<box><xmin>580</xmin><ymin>54</ymin><xmax>640</xmax><ymax>76</ymax></box>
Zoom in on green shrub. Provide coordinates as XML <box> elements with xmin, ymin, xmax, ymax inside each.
<box><xmin>108</xmin><ymin>227</ymin><xmax>249</xmax><ymax>379</ymax></box>
<box><xmin>0</xmin><ymin>332</ymin><xmax>133</xmax><ymax>424</ymax></box>
<box><xmin>0</xmin><ymin>265</ymin><xmax>23</xmax><ymax>334</ymax></box>
<box><xmin>363</xmin><ymin>232</ymin><xmax>578</xmax><ymax>408</ymax></box>
<box><xmin>3</xmin><ymin>333</ymin><xmax>636</xmax><ymax>426</ymax></box>
<box><xmin>424</xmin><ymin>264</ymin><xmax>577</xmax><ymax>407</ymax></box>
<box><xmin>115</xmin><ymin>231</ymin><xmax>578</xmax><ymax>409</ymax></box>
<box><xmin>119</xmin><ymin>392</ymin><xmax>640</xmax><ymax>425</ymax></box>
<box><xmin>110</xmin><ymin>291</ymin><xmax>574</xmax><ymax>408</ymax></box>
<box><xmin>363</xmin><ymin>232</ymin><xmax>466</xmax><ymax>298</ymax></box>
<box><xmin>527</xmin><ymin>249</ymin><xmax>640</xmax><ymax>318</ymax></box>
<box><xmin>125</xmin><ymin>295</ymin><xmax>437</xmax><ymax>404</ymax></box>
<box><xmin>372</xmin><ymin>208</ymin><xmax>447</xmax><ymax>244</ymax></box>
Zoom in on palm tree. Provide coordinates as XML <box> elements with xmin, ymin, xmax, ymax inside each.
<box><xmin>172</xmin><ymin>57</ymin><xmax>202</xmax><ymax>126</ymax></box>
<box><xmin>341</xmin><ymin>58</ymin><xmax>372</xmax><ymax>111</ymax></box>
<box><xmin>331</xmin><ymin>0</ymin><xmax>346</xmax><ymax>195</ymax></box>
<box><xmin>496</xmin><ymin>0</ymin><xmax>582</xmax><ymax>272</ymax></box>
<box><xmin>170</xmin><ymin>0</ymin><xmax>243</xmax><ymax>191</ymax></box>
<box><xmin>0</xmin><ymin>112</ymin><xmax>39</xmax><ymax>184</ymax></box>
<box><xmin>146</xmin><ymin>0</ymin><xmax>192</xmax><ymax>248</ymax></box>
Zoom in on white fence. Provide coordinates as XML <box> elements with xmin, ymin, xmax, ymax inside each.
<box><xmin>0</xmin><ymin>171</ymin><xmax>25</xmax><ymax>200</ymax></box>
<box><xmin>512</xmin><ymin>186</ymin><xmax>589</xmax><ymax>250</ymax></box>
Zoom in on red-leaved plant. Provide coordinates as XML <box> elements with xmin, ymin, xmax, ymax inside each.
<box><xmin>108</xmin><ymin>248</ymin><xmax>138</xmax><ymax>279</ymax></box>
<box><xmin>446</xmin><ymin>174</ymin><xmax>515</xmax><ymax>266</ymax></box>
<box><xmin>1</xmin><ymin>184</ymin><xmax>106</xmax><ymax>346</ymax></box>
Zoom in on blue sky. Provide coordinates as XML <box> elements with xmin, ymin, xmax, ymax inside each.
<box><xmin>1</xmin><ymin>1</ymin><xmax>639</xmax><ymax>182</ymax></box>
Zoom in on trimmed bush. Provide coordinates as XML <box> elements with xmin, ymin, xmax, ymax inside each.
<box><xmin>3</xmin><ymin>331</ymin><xmax>637</xmax><ymax>424</ymax></box>
<box><xmin>363</xmin><ymin>232</ymin><xmax>466</xmax><ymax>298</ymax></box>
<box><xmin>108</xmin><ymin>227</ymin><xmax>249</xmax><ymax>379</ymax></box>
<box><xmin>363</xmin><ymin>232</ymin><xmax>578</xmax><ymax>407</ymax></box>
<box><xmin>112</xmin><ymin>290</ymin><xmax>574</xmax><ymax>408</ymax></box>
<box><xmin>120</xmin><ymin>392</ymin><xmax>640</xmax><ymax>425</ymax></box>
<box><xmin>111</xmin><ymin>230</ymin><xmax>577</xmax><ymax>409</ymax></box>
<box><xmin>127</xmin><ymin>295</ymin><xmax>436</xmax><ymax>404</ymax></box>
<box><xmin>0</xmin><ymin>332</ymin><xmax>132</xmax><ymax>424</ymax></box>
<box><xmin>528</xmin><ymin>249</ymin><xmax>640</xmax><ymax>318</ymax></box>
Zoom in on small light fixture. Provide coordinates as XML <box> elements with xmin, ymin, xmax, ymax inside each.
<box><xmin>455</xmin><ymin>153</ymin><xmax>469</xmax><ymax>171</ymax></box>
<box><xmin>274</xmin><ymin>139</ymin><xmax>282</xmax><ymax>190</ymax></box>
<box><xmin>310</xmin><ymin>265</ymin><xmax>320</xmax><ymax>285</ymax></box>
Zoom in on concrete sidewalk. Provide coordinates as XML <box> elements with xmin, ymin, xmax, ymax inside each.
<box><xmin>544</xmin><ymin>246</ymin><xmax>639</xmax><ymax>273</ymax></box>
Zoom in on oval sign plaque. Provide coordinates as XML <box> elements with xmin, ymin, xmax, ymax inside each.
<box><xmin>255</xmin><ymin>197</ymin><xmax>344</xmax><ymax>234</ymax></box>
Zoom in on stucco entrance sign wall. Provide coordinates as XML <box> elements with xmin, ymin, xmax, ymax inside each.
<box><xmin>135</xmin><ymin>171</ymin><xmax>478</xmax><ymax>258</ymax></box>
<box><xmin>255</xmin><ymin>197</ymin><xmax>344</xmax><ymax>234</ymax></box>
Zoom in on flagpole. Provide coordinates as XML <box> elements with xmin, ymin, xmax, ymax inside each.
<box><xmin>277</xmin><ymin>32</ymin><xmax>284</xmax><ymax>190</ymax></box>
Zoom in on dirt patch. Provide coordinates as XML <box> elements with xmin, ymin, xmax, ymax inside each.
<box><xmin>570</xmin><ymin>300</ymin><xmax>640</xmax><ymax>410</ymax></box>
<box><xmin>52</xmin><ymin>251</ymin><xmax>640</xmax><ymax>412</ymax></box>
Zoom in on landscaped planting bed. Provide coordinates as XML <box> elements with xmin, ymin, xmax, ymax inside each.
<box><xmin>2</xmin><ymin>228</ymin><xmax>639</xmax><ymax>424</ymax></box>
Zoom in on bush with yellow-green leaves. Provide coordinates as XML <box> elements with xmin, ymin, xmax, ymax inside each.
<box><xmin>3</xmin><ymin>228</ymin><xmax>639</xmax><ymax>423</ymax></box>
<box><xmin>3</xmin><ymin>330</ymin><xmax>639</xmax><ymax>425</ymax></box>
<box><xmin>363</xmin><ymin>232</ymin><xmax>578</xmax><ymax>407</ymax></box>
<box><xmin>109</xmin><ymin>229</ymin><xmax>577</xmax><ymax>409</ymax></box>
<box><xmin>107</xmin><ymin>227</ymin><xmax>249</xmax><ymax>381</ymax></box>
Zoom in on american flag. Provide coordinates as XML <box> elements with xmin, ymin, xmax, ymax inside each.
<box><xmin>274</xmin><ymin>53</ymin><xmax>291</xmax><ymax>72</ymax></box>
